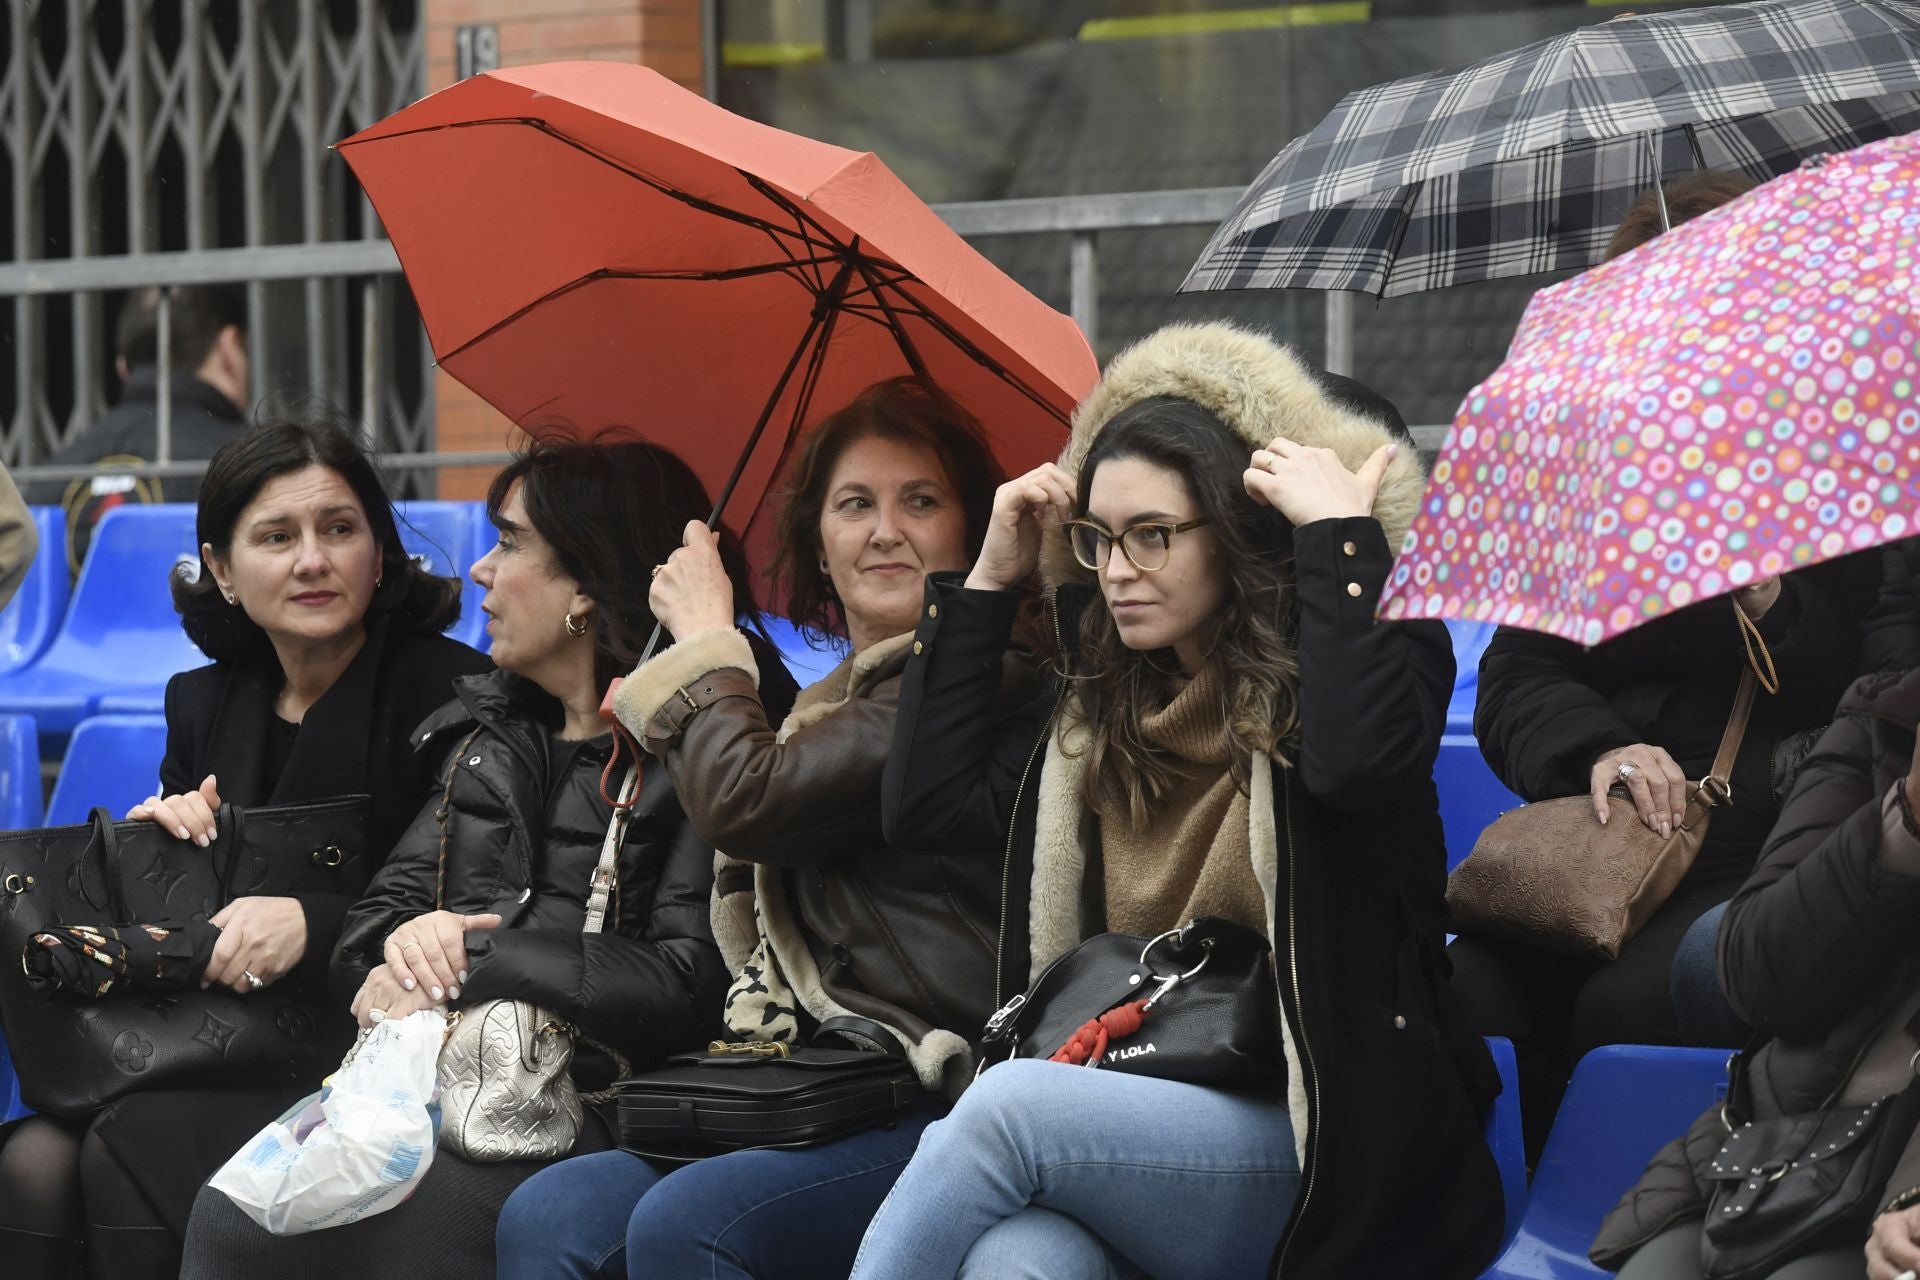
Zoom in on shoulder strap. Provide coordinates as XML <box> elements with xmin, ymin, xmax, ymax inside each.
<box><xmin>1706</xmin><ymin>666</ymin><xmax>1759</xmax><ymax>790</ymax></box>
<box><xmin>582</xmin><ymin>765</ymin><xmax>639</xmax><ymax>936</ymax></box>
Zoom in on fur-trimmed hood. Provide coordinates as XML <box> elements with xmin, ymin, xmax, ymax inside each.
<box><xmin>1038</xmin><ymin>321</ymin><xmax>1425</xmax><ymax>589</ymax></box>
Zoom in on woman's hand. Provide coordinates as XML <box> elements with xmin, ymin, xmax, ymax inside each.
<box><xmin>1244</xmin><ymin>438</ymin><xmax>1394</xmax><ymax>527</ymax></box>
<box><xmin>1734</xmin><ymin>576</ymin><xmax>1782</xmax><ymax>622</ymax></box>
<box><xmin>964</xmin><ymin>463</ymin><xmax>1075</xmax><ymax>593</ymax></box>
<box><xmin>350</xmin><ymin>964</ymin><xmax>441</xmax><ymax>1030</ymax></box>
<box><xmin>651</xmin><ymin>520</ymin><xmax>738</xmax><ymax>639</ymax></box>
<box><xmin>1591</xmin><ymin>744</ymin><xmax>1690</xmax><ymax>837</ymax></box>
<box><xmin>127</xmin><ymin>774</ymin><xmax>221</xmax><ymax>847</ymax></box>
<box><xmin>384</xmin><ymin>909</ymin><xmax>502</xmax><ymax>1003</ymax></box>
<box><xmin>203</xmin><ymin>896</ymin><xmax>307</xmax><ymax>993</ymax></box>
<box><xmin>1865</xmin><ymin>1204</ymin><xmax>1920</xmax><ymax>1280</ymax></box>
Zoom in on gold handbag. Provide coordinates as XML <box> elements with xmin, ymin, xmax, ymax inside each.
<box><xmin>434</xmin><ymin>762</ymin><xmax>638</xmax><ymax>1162</ymax></box>
<box><xmin>1447</xmin><ymin>630</ymin><xmax>1764</xmax><ymax>963</ymax></box>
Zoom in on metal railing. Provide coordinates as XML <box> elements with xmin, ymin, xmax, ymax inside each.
<box><xmin>0</xmin><ymin>183</ymin><xmax>1433</xmax><ymax>489</ymax></box>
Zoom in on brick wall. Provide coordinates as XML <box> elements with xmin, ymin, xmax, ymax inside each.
<box><xmin>416</xmin><ymin>0</ymin><xmax>706</xmax><ymax>496</ymax></box>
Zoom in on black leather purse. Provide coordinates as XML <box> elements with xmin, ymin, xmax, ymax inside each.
<box><xmin>1702</xmin><ymin>1007</ymin><xmax>1920</xmax><ymax>1280</ymax></box>
<box><xmin>978</xmin><ymin>916</ymin><xmax>1282</xmax><ymax>1090</ymax></box>
<box><xmin>615</xmin><ymin>1041</ymin><xmax>922</xmax><ymax>1164</ymax></box>
<box><xmin>0</xmin><ymin>796</ymin><xmax>373</xmax><ymax>1117</ymax></box>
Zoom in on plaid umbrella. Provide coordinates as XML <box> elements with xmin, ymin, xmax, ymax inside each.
<box><xmin>1183</xmin><ymin>0</ymin><xmax>1920</xmax><ymax>298</ymax></box>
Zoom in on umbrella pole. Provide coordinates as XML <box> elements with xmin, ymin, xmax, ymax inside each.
<box><xmin>1645</xmin><ymin>130</ymin><xmax>1671</xmax><ymax>232</ymax></box>
<box><xmin>633</xmin><ymin>255</ymin><xmax>857</xmax><ymax>665</ymax></box>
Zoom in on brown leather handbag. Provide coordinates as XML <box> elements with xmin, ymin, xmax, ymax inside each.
<box><xmin>1446</xmin><ymin>663</ymin><xmax>1759</xmax><ymax>962</ymax></box>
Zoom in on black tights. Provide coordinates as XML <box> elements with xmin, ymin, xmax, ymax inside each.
<box><xmin>0</xmin><ymin>1114</ymin><xmax>171</xmax><ymax>1280</ymax></box>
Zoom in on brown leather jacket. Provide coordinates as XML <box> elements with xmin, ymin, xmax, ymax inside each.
<box><xmin>614</xmin><ymin>625</ymin><xmax>1038</xmax><ymax>1096</ymax></box>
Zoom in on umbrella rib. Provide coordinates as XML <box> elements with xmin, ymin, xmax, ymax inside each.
<box><xmin>1377</xmin><ymin>179</ymin><xmax>1426</xmax><ymax>299</ymax></box>
<box><xmin>851</xmin><ymin>255</ymin><xmax>931</xmax><ymax>384</ymax></box>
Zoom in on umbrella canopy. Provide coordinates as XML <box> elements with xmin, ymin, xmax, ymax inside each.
<box><xmin>1377</xmin><ymin>131</ymin><xmax>1920</xmax><ymax>645</ymax></box>
<box><xmin>1183</xmin><ymin>0</ymin><xmax>1920</xmax><ymax>298</ymax></box>
<box><xmin>338</xmin><ymin>61</ymin><xmax>1096</xmax><ymax>568</ymax></box>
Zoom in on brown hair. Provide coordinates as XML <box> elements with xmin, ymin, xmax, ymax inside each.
<box><xmin>769</xmin><ymin>377</ymin><xmax>1004</xmax><ymax>646</ymax></box>
<box><xmin>1604</xmin><ymin>170</ymin><xmax>1759</xmax><ymax>261</ymax></box>
<box><xmin>1070</xmin><ymin>397</ymin><xmax>1299</xmax><ymax>829</ymax></box>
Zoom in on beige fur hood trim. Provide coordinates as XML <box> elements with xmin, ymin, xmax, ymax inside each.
<box><xmin>1039</xmin><ymin>321</ymin><xmax>1425</xmax><ymax>589</ymax></box>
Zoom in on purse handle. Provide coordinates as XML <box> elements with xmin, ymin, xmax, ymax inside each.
<box><xmin>1688</xmin><ymin>664</ymin><xmax>1759</xmax><ymax>822</ymax></box>
<box><xmin>583</xmin><ymin>766</ymin><xmax>638</xmax><ymax>936</ymax></box>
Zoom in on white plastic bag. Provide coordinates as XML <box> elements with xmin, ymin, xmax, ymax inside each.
<box><xmin>208</xmin><ymin>1008</ymin><xmax>444</xmax><ymax>1235</ymax></box>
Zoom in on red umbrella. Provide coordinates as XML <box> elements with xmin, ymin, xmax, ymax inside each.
<box><xmin>339</xmin><ymin>62</ymin><xmax>1096</xmax><ymax>591</ymax></box>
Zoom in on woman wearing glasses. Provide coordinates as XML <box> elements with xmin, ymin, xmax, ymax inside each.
<box><xmin>850</xmin><ymin>322</ymin><xmax>1506</xmax><ymax>1280</ymax></box>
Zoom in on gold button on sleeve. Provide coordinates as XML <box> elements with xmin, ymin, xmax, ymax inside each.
<box><xmin>927</xmin><ymin>604</ymin><xmax>938</xmax><ymax>618</ymax></box>
<box><xmin>1346</xmin><ymin>582</ymin><xmax>1362</xmax><ymax>598</ymax></box>
<box><xmin>1342</xmin><ymin>541</ymin><xmax>1357</xmax><ymax>556</ymax></box>
<box><xmin>912</xmin><ymin>640</ymin><xmax>924</xmax><ymax>655</ymax></box>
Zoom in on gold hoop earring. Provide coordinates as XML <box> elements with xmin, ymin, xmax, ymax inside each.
<box><xmin>564</xmin><ymin>611</ymin><xmax>588</xmax><ymax>638</ymax></box>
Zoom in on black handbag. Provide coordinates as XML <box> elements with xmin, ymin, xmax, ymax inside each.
<box><xmin>977</xmin><ymin>916</ymin><xmax>1282</xmax><ymax>1090</ymax></box>
<box><xmin>614</xmin><ymin>1041</ymin><xmax>922</xmax><ymax>1164</ymax></box>
<box><xmin>1702</xmin><ymin>1010</ymin><xmax>1920</xmax><ymax>1280</ymax></box>
<box><xmin>0</xmin><ymin>796</ymin><xmax>373</xmax><ymax>1117</ymax></box>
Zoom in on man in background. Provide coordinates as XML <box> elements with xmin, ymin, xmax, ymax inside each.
<box><xmin>27</xmin><ymin>284</ymin><xmax>249</xmax><ymax>573</ymax></box>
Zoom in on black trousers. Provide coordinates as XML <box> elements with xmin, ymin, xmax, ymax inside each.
<box><xmin>1447</xmin><ymin>868</ymin><xmax>1747</xmax><ymax>1162</ymax></box>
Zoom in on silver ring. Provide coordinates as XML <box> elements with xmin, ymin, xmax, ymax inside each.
<box><xmin>243</xmin><ymin>969</ymin><xmax>263</xmax><ymax>990</ymax></box>
<box><xmin>1895</xmin><ymin>1271</ymin><xmax>1915</xmax><ymax>1280</ymax></box>
<box><xmin>1615</xmin><ymin>763</ymin><xmax>1640</xmax><ymax>781</ymax></box>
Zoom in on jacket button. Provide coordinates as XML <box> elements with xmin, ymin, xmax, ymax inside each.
<box><xmin>517</xmin><ymin>887</ymin><xmax>531</xmax><ymax>904</ymax></box>
<box><xmin>912</xmin><ymin>640</ymin><xmax>924</xmax><ymax>655</ymax></box>
<box><xmin>927</xmin><ymin>604</ymin><xmax>938</xmax><ymax>618</ymax></box>
<box><xmin>1342</xmin><ymin>541</ymin><xmax>1357</xmax><ymax>556</ymax></box>
<box><xmin>1392</xmin><ymin>1014</ymin><xmax>1407</xmax><ymax>1029</ymax></box>
<box><xmin>468</xmin><ymin>755</ymin><xmax>482</xmax><ymax>766</ymax></box>
<box><xmin>1346</xmin><ymin>582</ymin><xmax>1362</xmax><ymax>598</ymax></box>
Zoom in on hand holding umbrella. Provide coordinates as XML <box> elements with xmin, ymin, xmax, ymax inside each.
<box><xmin>650</xmin><ymin>522</ymin><xmax>742</xmax><ymax>640</ymax></box>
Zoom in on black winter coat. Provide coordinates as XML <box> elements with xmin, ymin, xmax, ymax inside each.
<box><xmin>330</xmin><ymin>663</ymin><xmax>789</xmax><ymax>1072</ymax></box>
<box><xmin>885</xmin><ymin>515</ymin><xmax>1505</xmax><ymax>1280</ymax></box>
<box><xmin>1474</xmin><ymin>567</ymin><xmax>1868</xmax><ymax>879</ymax></box>
<box><xmin>1591</xmin><ymin>668</ymin><xmax>1920</xmax><ymax>1266</ymax></box>
<box><xmin>160</xmin><ymin>616</ymin><xmax>492</xmax><ymax>991</ymax></box>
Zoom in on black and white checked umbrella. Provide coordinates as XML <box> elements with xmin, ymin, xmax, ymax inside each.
<box><xmin>1182</xmin><ymin>0</ymin><xmax>1920</xmax><ymax>298</ymax></box>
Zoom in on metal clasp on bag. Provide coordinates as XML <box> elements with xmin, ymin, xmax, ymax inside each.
<box><xmin>1135</xmin><ymin>926</ymin><xmax>1215</xmax><ymax>1011</ymax></box>
<box><xmin>707</xmin><ymin>1040</ymin><xmax>789</xmax><ymax>1059</ymax></box>
<box><xmin>2</xmin><ymin>872</ymin><xmax>32</xmax><ymax>896</ymax></box>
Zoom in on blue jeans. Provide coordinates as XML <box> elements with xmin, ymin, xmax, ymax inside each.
<box><xmin>1670</xmin><ymin>900</ymin><xmax>1749</xmax><ymax>1048</ymax></box>
<box><xmin>848</xmin><ymin>1059</ymin><xmax>1300</xmax><ymax>1280</ymax></box>
<box><xmin>494</xmin><ymin>1106</ymin><xmax>939</xmax><ymax>1280</ymax></box>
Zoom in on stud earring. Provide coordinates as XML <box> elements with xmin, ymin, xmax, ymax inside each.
<box><xmin>223</xmin><ymin>590</ymin><xmax>236</xmax><ymax>605</ymax></box>
<box><xmin>564</xmin><ymin>611</ymin><xmax>588</xmax><ymax>638</ymax></box>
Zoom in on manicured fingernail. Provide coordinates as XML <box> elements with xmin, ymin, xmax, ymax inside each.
<box><xmin>448</xmin><ymin>985</ymin><xmax>460</xmax><ymax>999</ymax></box>
<box><xmin>1388</xmin><ymin>443</ymin><xmax>1400</xmax><ymax>456</ymax></box>
<box><xmin>431</xmin><ymin>986</ymin><xmax>444</xmax><ymax>1001</ymax></box>
<box><xmin>1597</xmin><ymin>810</ymin><xmax>1607</xmax><ymax>825</ymax></box>
<box><xmin>177</xmin><ymin>827</ymin><xmax>190</xmax><ymax>840</ymax></box>
<box><xmin>1660</xmin><ymin>821</ymin><xmax>1671</xmax><ymax>838</ymax></box>
<box><xmin>457</xmin><ymin>970</ymin><xmax>468</xmax><ymax>985</ymax></box>
<box><xmin>199</xmin><ymin>981</ymin><xmax>209</xmax><ymax>990</ymax></box>
<box><xmin>196</xmin><ymin>834</ymin><xmax>209</xmax><ymax>848</ymax></box>
<box><xmin>402</xmin><ymin>978</ymin><xmax>415</xmax><ymax>991</ymax></box>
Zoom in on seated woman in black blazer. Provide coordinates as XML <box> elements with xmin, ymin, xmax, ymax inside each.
<box><xmin>0</xmin><ymin>412</ymin><xmax>490</xmax><ymax>1280</ymax></box>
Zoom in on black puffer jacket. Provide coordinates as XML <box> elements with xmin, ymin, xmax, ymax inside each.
<box><xmin>331</xmin><ymin>665</ymin><xmax>791</xmax><ymax>1071</ymax></box>
<box><xmin>1591</xmin><ymin>668</ymin><xmax>1920</xmax><ymax>1267</ymax></box>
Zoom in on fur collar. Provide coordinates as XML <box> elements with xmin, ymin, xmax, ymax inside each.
<box><xmin>1038</xmin><ymin>321</ymin><xmax>1425</xmax><ymax>589</ymax></box>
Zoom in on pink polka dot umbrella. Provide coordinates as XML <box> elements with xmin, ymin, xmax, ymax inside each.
<box><xmin>1379</xmin><ymin>132</ymin><xmax>1920</xmax><ymax>647</ymax></box>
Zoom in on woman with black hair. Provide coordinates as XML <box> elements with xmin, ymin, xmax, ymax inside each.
<box><xmin>0</xmin><ymin>413</ymin><xmax>490</xmax><ymax>1280</ymax></box>
<box><xmin>179</xmin><ymin>433</ymin><xmax>797</xmax><ymax>1280</ymax></box>
<box><xmin>851</xmin><ymin>323</ymin><xmax>1505</xmax><ymax>1280</ymax></box>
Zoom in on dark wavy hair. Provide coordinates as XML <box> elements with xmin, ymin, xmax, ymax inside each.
<box><xmin>172</xmin><ymin>412</ymin><xmax>462</xmax><ymax>664</ymax></box>
<box><xmin>770</xmin><ymin>377</ymin><xmax>1004</xmax><ymax>646</ymax></box>
<box><xmin>487</xmin><ymin>432</ymin><xmax>759</xmax><ymax>694</ymax></box>
<box><xmin>1068</xmin><ymin>397</ymin><xmax>1301</xmax><ymax>828</ymax></box>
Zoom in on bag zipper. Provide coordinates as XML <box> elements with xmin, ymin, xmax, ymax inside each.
<box><xmin>1272</xmin><ymin>766</ymin><xmax>1321</xmax><ymax>1278</ymax></box>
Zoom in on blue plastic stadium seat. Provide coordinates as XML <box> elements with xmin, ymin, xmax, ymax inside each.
<box><xmin>1485</xmin><ymin>1037</ymin><xmax>1528</xmax><ymax>1255</ymax></box>
<box><xmin>0</xmin><ymin>507</ymin><xmax>70</xmax><ymax>678</ymax></box>
<box><xmin>0</xmin><ymin>713</ymin><xmax>42</xmax><ymax>829</ymax></box>
<box><xmin>394</xmin><ymin>500</ymin><xmax>487</xmax><ymax>650</ymax></box>
<box><xmin>1446</xmin><ymin>619</ymin><xmax>1497</xmax><ymax>733</ymax></box>
<box><xmin>757</xmin><ymin>615</ymin><xmax>842</xmax><ymax>690</ymax></box>
<box><xmin>44</xmin><ymin>714</ymin><xmax>169</xmax><ymax>827</ymax></box>
<box><xmin>0</xmin><ymin>506</ymin><xmax>205</xmax><ymax>739</ymax></box>
<box><xmin>1437</xmin><ymin>733</ymin><xmax>1523</xmax><ymax>871</ymax></box>
<box><xmin>1479</xmin><ymin>1045</ymin><xmax>1731</xmax><ymax>1279</ymax></box>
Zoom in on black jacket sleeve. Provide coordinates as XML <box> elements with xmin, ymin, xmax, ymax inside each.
<box><xmin>1857</xmin><ymin>540</ymin><xmax>1920</xmax><ymax>676</ymax></box>
<box><xmin>158</xmin><ymin>673</ymin><xmax>205</xmax><ymax>798</ymax></box>
<box><xmin>1719</xmin><ymin>715</ymin><xmax>1920</xmax><ymax>1038</ymax></box>
<box><xmin>1291</xmin><ymin>517</ymin><xmax>1454</xmax><ymax>812</ymax></box>
<box><xmin>883</xmin><ymin>573</ymin><xmax>1056</xmax><ymax>858</ymax></box>
<box><xmin>457</xmin><ymin>805</ymin><xmax>727</xmax><ymax>1066</ymax></box>
<box><xmin>1474</xmin><ymin>628</ymin><xmax>1641</xmax><ymax>802</ymax></box>
<box><xmin>327</xmin><ymin>779</ymin><xmax>447</xmax><ymax>1011</ymax></box>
